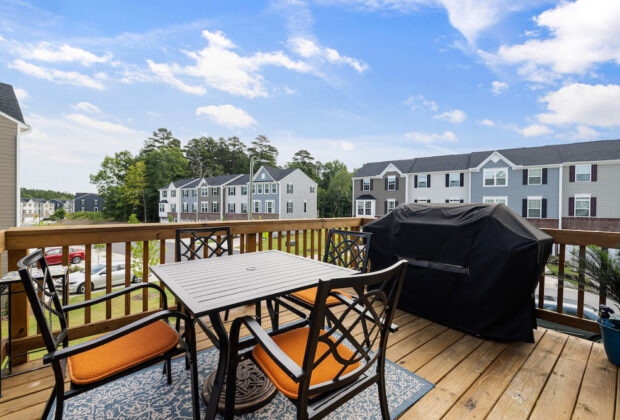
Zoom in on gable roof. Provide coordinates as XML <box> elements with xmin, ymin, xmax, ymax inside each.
<box><xmin>261</xmin><ymin>166</ymin><xmax>297</xmax><ymax>181</ymax></box>
<box><xmin>354</xmin><ymin>159</ymin><xmax>415</xmax><ymax>178</ymax></box>
<box><xmin>180</xmin><ymin>178</ymin><xmax>202</xmax><ymax>188</ymax></box>
<box><xmin>206</xmin><ymin>174</ymin><xmax>243</xmax><ymax>186</ymax></box>
<box><xmin>228</xmin><ymin>174</ymin><xmax>249</xmax><ymax>185</ymax></box>
<box><xmin>74</xmin><ymin>193</ymin><xmax>100</xmax><ymax>200</ymax></box>
<box><xmin>172</xmin><ymin>178</ymin><xmax>197</xmax><ymax>188</ymax></box>
<box><xmin>0</xmin><ymin>83</ymin><xmax>26</xmax><ymax>125</ymax></box>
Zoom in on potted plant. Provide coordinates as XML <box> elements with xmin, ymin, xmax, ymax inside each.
<box><xmin>572</xmin><ymin>246</ymin><xmax>620</xmax><ymax>365</ymax></box>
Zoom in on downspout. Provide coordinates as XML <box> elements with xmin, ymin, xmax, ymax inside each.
<box><xmin>558</xmin><ymin>165</ymin><xmax>563</xmax><ymax>229</ymax></box>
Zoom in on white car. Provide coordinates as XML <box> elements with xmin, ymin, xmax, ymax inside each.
<box><xmin>61</xmin><ymin>262</ymin><xmax>140</xmax><ymax>294</ymax></box>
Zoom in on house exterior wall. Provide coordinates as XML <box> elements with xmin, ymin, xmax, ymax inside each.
<box><xmin>352</xmin><ymin>171</ymin><xmax>406</xmax><ymax>217</ymax></box>
<box><xmin>562</xmin><ymin>162</ymin><xmax>620</xmax><ymax>218</ymax></box>
<box><xmin>225</xmin><ymin>185</ymin><xmax>249</xmax><ymax>217</ymax></box>
<box><xmin>408</xmin><ymin>171</ymin><xmax>467</xmax><ymax>203</ymax></box>
<box><xmin>74</xmin><ymin>195</ymin><xmax>104</xmax><ymax>213</ymax></box>
<box><xmin>252</xmin><ymin>182</ymin><xmax>279</xmax><ymax>215</ymax></box>
<box><xmin>279</xmin><ymin>170</ymin><xmax>317</xmax><ymax>219</ymax></box>
<box><xmin>0</xmin><ymin>116</ymin><xmax>17</xmax><ymax>229</ymax></box>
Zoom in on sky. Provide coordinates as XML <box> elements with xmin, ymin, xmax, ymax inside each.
<box><xmin>2</xmin><ymin>0</ymin><xmax>620</xmax><ymax>192</ymax></box>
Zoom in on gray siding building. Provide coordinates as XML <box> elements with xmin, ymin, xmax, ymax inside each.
<box><xmin>74</xmin><ymin>193</ymin><xmax>104</xmax><ymax>213</ymax></box>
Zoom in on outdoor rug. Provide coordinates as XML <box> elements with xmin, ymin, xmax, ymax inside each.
<box><xmin>54</xmin><ymin>347</ymin><xmax>433</xmax><ymax>419</ymax></box>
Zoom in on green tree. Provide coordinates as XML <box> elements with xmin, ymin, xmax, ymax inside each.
<box><xmin>319</xmin><ymin>169</ymin><xmax>352</xmax><ymax>217</ymax></box>
<box><xmin>49</xmin><ymin>208</ymin><xmax>66</xmax><ymax>221</ymax></box>
<box><xmin>248</xmin><ymin>135</ymin><xmax>278</xmax><ymax>167</ymax></box>
<box><xmin>20</xmin><ymin>188</ymin><xmax>73</xmax><ymax>200</ymax></box>
<box><xmin>319</xmin><ymin>160</ymin><xmax>348</xmax><ymax>190</ymax></box>
<box><xmin>142</xmin><ymin>128</ymin><xmax>181</xmax><ymax>154</ymax></box>
<box><xmin>288</xmin><ymin>149</ymin><xmax>321</xmax><ymax>182</ymax></box>
<box><xmin>226</xmin><ymin>136</ymin><xmax>250</xmax><ymax>174</ymax></box>
<box><xmin>93</xmin><ymin>243</ymin><xmax>105</xmax><ymax>263</ymax></box>
<box><xmin>184</xmin><ymin>136</ymin><xmax>222</xmax><ymax>177</ymax></box>
<box><xmin>90</xmin><ymin>150</ymin><xmax>136</xmax><ymax>221</ymax></box>
<box><xmin>123</xmin><ymin>161</ymin><xmax>148</xmax><ymax>222</ymax></box>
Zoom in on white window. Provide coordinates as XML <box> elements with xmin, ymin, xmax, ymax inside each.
<box><xmin>527</xmin><ymin>197</ymin><xmax>542</xmax><ymax>218</ymax></box>
<box><xmin>212</xmin><ymin>187</ymin><xmax>219</xmax><ymax>196</ymax></box>
<box><xmin>241</xmin><ymin>203</ymin><xmax>248</xmax><ymax>213</ymax></box>
<box><xmin>261</xmin><ymin>173</ymin><xmax>265</xmax><ymax>180</ymax></box>
<box><xmin>271</xmin><ymin>183</ymin><xmax>277</xmax><ymax>194</ymax></box>
<box><xmin>228</xmin><ymin>203</ymin><xmax>236</xmax><ymax>213</ymax></box>
<box><xmin>81</xmin><ymin>207</ymin><xmax>86</xmax><ymax>212</ymax></box>
<box><xmin>182</xmin><ymin>202</ymin><xmax>188</xmax><ymax>212</ymax></box>
<box><xmin>362</xmin><ymin>179</ymin><xmax>371</xmax><ymax>191</ymax></box>
<box><xmin>528</xmin><ymin>168</ymin><xmax>542</xmax><ymax>185</ymax></box>
<box><xmin>266</xmin><ymin>201</ymin><xmax>274</xmax><ymax>213</ymax></box>
<box><xmin>93</xmin><ymin>207</ymin><xmax>98</xmax><ymax>212</ymax></box>
<box><xmin>241</xmin><ymin>186</ymin><xmax>248</xmax><ymax>195</ymax></box>
<box><xmin>304</xmin><ymin>201</ymin><xmax>307</xmax><ymax>213</ymax></box>
<box><xmin>418</xmin><ymin>175</ymin><xmax>428</xmax><ymax>188</ymax></box>
<box><xmin>253</xmin><ymin>201</ymin><xmax>261</xmax><ymax>213</ymax></box>
<box><xmin>201</xmin><ymin>187</ymin><xmax>209</xmax><ymax>196</ymax></box>
<box><xmin>287</xmin><ymin>183</ymin><xmax>293</xmax><ymax>194</ymax></box>
<box><xmin>171</xmin><ymin>203</ymin><xmax>176</xmax><ymax>212</ymax></box>
<box><xmin>416</xmin><ymin>198</ymin><xmax>430</xmax><ymax>203</ymax></box>
<box><xmin>357</xmin><ymin>201</ymin><xmax>364</xmax><ymax>215</ymax></box>
<box><xmin>191</xmin><ymin>203</ymin><xmax>197</xmax><ymax>212</ymax></box>
<box><xmin>387</xmin><ymin>199</ymin><xmax>396</xmax><ymax>212</ymax></box>
<box><xmin>575</xmin><ymin>195</ymin><xmax>590</xmax><ymax>217</ymax></box>
<box><xmin>483</xmin><ymin>196</ymin><xmax>507</xmax><ymax>205</ymax></box>
<box><xmin>448</xmin><ymin>173</ymin><xmax>460</xmax><ymax>187</ymax></box>
<box><xmin>162</xmin><ymin>191</ymin><xmax>167</xmax><ymax>198</ymax></box>
<box><xmin>171</xmin><ymin>190</ymin><xmax>176</xmax><ymax>198</ymax></box>
<box><xmin>212</xmin><ymin>201</ymin><xmax>219</xmax><ymax>213</ymax></box>
<box><xmin>201</xmin><ymin>202</ymin><xmax>208</xmax><ymax>212</ymax></box>
<box><xmin>191</xmin><ymin>189</ymin><xmax>197</xmax><ymax>197</ymax></box>
<box><xmin>228</xmin><ymin>187</ymin><xmax>236</xmax><ymax>196</ymax></box>
<box><xmin>257</xmin><ymin>183</ymin><xmax>263</xmax><ymax>194</ymax></box>
<box><xmin>182</xmin><ymin>189</ymin><xmax>189</xmax><ymax>198</ymax></box>
<box><xmin>483</xmin><ymin>168</ymin><xmax>507</xmax><ymax>187</ymax></box>
<box><xmin>287</xmin><ymin>201</ymin><xmax>294</xmax><ymax>214</ymax></box>
<box><xmin>387</xmin><ymin>175</ymin><xmax>396</xmax><ymax>190</ymax></box>
<box><xmin>310</xmin><ymin>186</ymin><xmax>315</xmax><ymax>193</ymax></box>
<box><xmin>364</xmin><ymin>201</ymin><xmax>372</xmax><ymax>215</ymax></box>
<box><xmin>448</xmin><ymin>198</ymin><xmax>462</xmax><ymax>203</ymax></box>
<box><xmin>252</xmin><ymin>184</ymin><xmax>256</xmax><ymax>194</ymax></box>
<box><xmin>81</xmin><ymin>199</ymin><xmax>85</xmax><ymax>205</ymax></box>
<box><xmin>575</xmin><ymin>164</ymin><xmax>591</xmax><ymax>182</ymax></box>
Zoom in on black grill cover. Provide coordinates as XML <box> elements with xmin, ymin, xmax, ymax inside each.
<box><xmin>364</xmin><ymin>203</ymin><xmax>552</xmax><ymax>342</ymax></box>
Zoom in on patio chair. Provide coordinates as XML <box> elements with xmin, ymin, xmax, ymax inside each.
<box><xmin>17</xmin><ymin>249</ymin><xmax>200</xmax><ymax>420</ymax></box>
<box><xmin>225</xmin><ymin>259</ymin><xmax>408</xmax><ymax>420</ymax></box>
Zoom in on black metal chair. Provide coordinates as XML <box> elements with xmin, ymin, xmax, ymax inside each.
<box><xmin>225</xmin><ymin>259</ymin><xmax>408</xmax><ymax>420</ymax></box>
<box><xmin>17</xmin><ymin>249</ymin><xmax>200</xmax><ymax>420</ymax></box>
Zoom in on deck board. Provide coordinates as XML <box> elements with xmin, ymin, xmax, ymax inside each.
<box><xmin>0</xmin><ymin>309</ymin><xmax>615</xmax><ymax>420</ymax></box>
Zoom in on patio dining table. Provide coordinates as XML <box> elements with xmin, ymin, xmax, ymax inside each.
<box><xmin>150</xmin><ymin>250</ymin><xmax>357</xmax><ymax>419</ymax></box>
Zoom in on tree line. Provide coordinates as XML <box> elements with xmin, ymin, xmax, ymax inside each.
<box><xmin>90</xmin><ymin>128</ymin><xmax>353</xmax><ymax>222</ymax></box>
<box><xmin>20</xmin><ymin>188</ymin><xmax>74</xmax><ymax>200</ymax></box>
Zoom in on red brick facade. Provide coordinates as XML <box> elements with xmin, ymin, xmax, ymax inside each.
<box><xmin>527</xmin><ymin>218</ymin><xmax>560</xmax><ymax>229</ymax></box>
<box><xmin>561</xmin><ymin>217</ymin><xmax>620</xmax><ymax>232</ymax></box>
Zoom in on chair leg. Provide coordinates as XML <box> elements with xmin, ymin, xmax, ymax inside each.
<box><xmin>224</xmin><ymin>309</ymin><xmax>230</xmax><ymax>321</ymax></box>
<box><xmin>189</xmin><ymin>346</ymin><xmax>201</xmax><ymax>420</ymax></box>
<box><xmin>165</xmin><ymin>357</ymin><xmax>172</xmax><ymax>384</ymax></box>
<box><xmin>224</xmin><ymin>352</ymin><xmax>239</xmax><ymax>419</ymax></box>
<box><xmin>54</xmin><ymin>384</ymin><xmax>64</xmax><ymax>420</ymax></box>
<box><xmin>42</xmin><ymin>387</ymin><xmax>57</xmax><ymax>420</ymax></box>
<box><xmin>378</xmin><ymin>364</ymin><xmax>390</xmax><ymax>420</ymax></box>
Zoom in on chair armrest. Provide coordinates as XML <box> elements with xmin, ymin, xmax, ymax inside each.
<box><xmin>42</xmin><ymin>309</ymin><xmax>190</xmax><ymax>363</ymax></box>
<box><xmin>231</xmin><ymin>316</ymin><xmax>304</xmax><ymax>381</ymax></box>
<box><xmin>332</xmin><ymin>291</ymin><xmax>398</xmax><ymax>332</ymax></box>
<box><xmin>62</xmin><ymin>283</ymin><xmax>167</xmax><ymax>312</ymax></box>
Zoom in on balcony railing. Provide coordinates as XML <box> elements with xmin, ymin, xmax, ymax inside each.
<box><xmin>1</xmin><ymin>217</ymin><xmax>619</xmax><ymax>366</ymax></box>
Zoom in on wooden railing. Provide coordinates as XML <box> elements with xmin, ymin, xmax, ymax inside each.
<box><xmin>2</xmin><ymin>219</ymin><xmax>619</xmax><ymax>366</ymax></box>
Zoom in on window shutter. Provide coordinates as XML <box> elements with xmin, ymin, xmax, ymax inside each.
<box><xmin>370</xmin><ymin>179</ymin><xmax>374</xmax><ymax>190</ymax></box>
<box><xmin>359</xmin><ymin>180</ymin><xmax>363</xmax><ymax>190</ymax></box>
<box><xmin>445</xmin><ymin>173</ymin><xmax>449</xmax><ymax>187</ymax></box>
<box><xmin>395</xmin><ymin>201</ymin><xmax>399</xmax><ymax>207</ymax></box>
<box><xmin>414</xmin><ymin>175</ymin><xmax>418</xmax><ymax>188</ymax></box>
<box><xmin>460</xmin><ymin>173</ymin><xmax>464</xmax><ymax>187</ymax></box>
<box><xmin>384</xmin><ymin>178</ymin><xmax>388</xmax><ymax>190</ymax></box>
<box><xmin>460</xmin><ymin>199</ymin><xmax>464</xmax><ymax>203</ymax></box>
<box><xmin>523</xmin><ymin>169</ymin><xmax>528</xmax><ymax>185</ymax></box>
<box><xmin>384</xmin><ymin>201</ymin><xmax>388</xmax><ymax>214</ymax></box>
<box><xmin>414</xmin><ymin>199</ymin><xmax>418</xmax><ymax>203</ymax></box>
<box><xmin>591</xmin><ymin>197</ymin><xmax>597</xmax><ymax>216</ymax></box>
<box><xmin>568</xmin><ymin>197</ymin><xmax>575</xmax><ymax>216</ymax></box>
<box><xmin>427</xmin><ymin>174</ymin><xmax>431</xmax><ymax>188</ymax></box>
<box><xmin>569</xmin><ymin>165</ymin><xmax>575</xmax><ymax>182</ymax></box>
<box><xmin>445</xmin><ymin>199</ymin><xmax>449</xmax><ymax>203</ymax></box>
<box><xmin>592</xmin><ymin>164</ymin><xmax>598</xmax><ymax>182</ymax></box>
<box><xmin>542</xmin><ymin>198</ymin><xmax>547</xmax><ymax>218</ymax></box>
<box><xmin>396</xmin><ymin>177</ymin><xmax>400</xmax><ymax>190</ymax></box>
<box><xmin>428</xmin><ymin>199</ymin><xmax>431</xmax><ymax>203</ymax></box>
<box><xmin>522</xmin><ymin>199</ymin><xmax>527</xmax><ymax>217</ymax></box>
<box><xmin>542</xmin><ymin>168</ymin><xmax>548</xmax><ymax>184</ymax></box>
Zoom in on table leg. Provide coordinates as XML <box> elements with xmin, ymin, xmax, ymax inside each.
<box><xmin>204</xmin><ymin>312</ymin><xmax>228</xmax><ymax>420</ymax></box>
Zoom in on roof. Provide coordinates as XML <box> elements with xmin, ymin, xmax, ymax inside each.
<box><xmin>74</xmin><ymin>193</ymin><xmax>100</xmax><ymax>200</ymax></box>
<box><xmin>228</xmin><ymin>174</ymin><xmax>249</xmax><ymax>185</ymax></box>
<box><xmin>0</xmin><ymin>83</ymin><xmax>25</xmax><ymax>125</ymax></box>
<box><xmin>206</xmin><ymin>174</ymin><xmax>243</xmax><ymax>185</ymax></box>
<box><xmin>354</xmin><ymin>139</ymin><xmax>620</xmax><ymax>177</ymax></box>
<box><xmin>261</xmin><ymin>166</ymin><xmax>296</xmax><ymax>181</ymax></box>
<box><xmin>356</xmin><ymin>194</ymin><xmax>376</xmax><ymax>200</ymax></box>
<box><xmin>173</xmin><ymin>178</ymin><xmax>197</xmax><ymax>188</ymax></box>
<box><xmin>180</xmin><ymin>178</ymin><xmax>201</xmax><ymax>188</ymax></box>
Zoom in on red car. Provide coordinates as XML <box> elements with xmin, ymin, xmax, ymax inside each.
<box><xmin>45</xmin><ymin>247</ymin><xmax>85</xmax><ymax>265</ymax></box>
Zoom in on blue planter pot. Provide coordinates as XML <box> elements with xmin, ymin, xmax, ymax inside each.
<box><xmin>598</xmin><ymin>318</ymin><xmax>620</xmax><ymax>366</ymax></box>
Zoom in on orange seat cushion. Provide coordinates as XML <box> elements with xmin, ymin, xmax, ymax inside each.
<box><xmin>291</xmin><ymin>287</ymin><xmax>351</xmax><ymax>306</ymax></box>
<box><xmin>67</xmin><ymin>321</ymin><xmax>179</xmax><ymax>385</ymax></box>
<box><xmin>252</xmin><ymin>327</ymin><xmax>361</xmax><ymax>399</ymax></box>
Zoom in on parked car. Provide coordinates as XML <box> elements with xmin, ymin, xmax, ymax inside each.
<box><xmin>535</xmin><ymin>295</ymin><xmax>601</xmax><ymax>341</ymax></box>
<box><xmin>58</xmin><ymin>262</ymin><xmax>140</xmax><ymax>294</ymax></box>
<box><xmin>45</xmin><ymin>247</ymin><xmax>85</xmax><ymax>265</ymax></box>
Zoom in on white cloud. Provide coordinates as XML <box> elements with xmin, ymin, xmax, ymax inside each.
<box><xmin>195</xmin><ymin>104</ymin><xmax>257</xmax><ymax>129</ymax></box>
<box><xmin>491</xmin><ymin>81</ymin><xmax>508</xmax><ymax>95</ymax></box>
<box><xmin>71</xmin><ymin>102</ymin><xmax>101</xmax><ymax>114</ymax></box>
<box><xmin>518</xmin><ymin>124</ymin><xmax>553</xmax><ymax>137</ymax></box>
<box><xmin>18</xmin><ymin>42</ymin><xmax>110</xmax><ymax>66</ymax></box>
<box><xmin>405</xmin><ymin>130</ymin><xmax>456</xmax><ymax>144</ymax></box>
<box><xmin>483</xmin><ymin>0</ymin><xmax>620</xmax><ymax>81</ymax></box>
<box><xmin>537</xmin><ymin>83</ymin><xmax>620</xmax><ymax>128</ymax></box>
<box><xmin>404</xmin><ymin>94</ymin><xmax>438</xmax><ymax>111</ymax></box>
<box><xmin>65</xmin><ymin>113</ymin><xmax>139</xmax><ymax>134</ymax></box>
<box><xmin>10</xmin><ymin>59</ymin><xmax>105</xmax><ymax>90</ymax></box>
<box><xmin>478</xmin><ymin>118</ymin><xmax>495</xmax><ymax>126</ymax></box>
<box><xmin>433</xmin><ymin>109</ymin><xmax>466</xmax><ymax>123</ymax></box>
<box><xmin>147</xmin><ymin>30</ymin><xmax>312</xmax><ymax>98</ymax></box>
<box><xmin>14</xmin><ymin>88</ymin><xmax>29</xmax><ymax>101</ymax></box>
<box><xmin>288</xmin><ymin>37</ymin><xmax>368</xmax><ymax>73</ymax></box>
<box><xmin>569</xmin><ymin>125</ymin><xmax>600</xmax><ymax>140</ymax></box>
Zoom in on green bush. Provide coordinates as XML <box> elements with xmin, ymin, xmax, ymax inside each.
<box><xmin>67</xmin><ymin>211</ymin><xmax>107</xmax><ymax>221</ymax></box>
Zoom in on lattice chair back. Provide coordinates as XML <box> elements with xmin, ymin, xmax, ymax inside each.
<box><xmin>17</xmin><ymin>249</ymin><xmax>69</xmax><ymax>354</ymax></box>
<box><xmin>300</xmin><ymin>259</ymin><xmax>407</xmax><ymax>399</ymax></box>
<box><xmin>175</xmin><ymin>227</ymin><xmax>233</xmax><ymax>262</ymax></box>
<box><xmin>323</xmin><ymin>229</ymin><xmax>372</xmax><ymax>272</ymax></box>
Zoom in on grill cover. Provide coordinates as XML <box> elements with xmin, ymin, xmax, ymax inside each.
<box><xmin>364</xmin><ymin>203</ymin><xmax>552</xmax><ymax>342</ymax></box>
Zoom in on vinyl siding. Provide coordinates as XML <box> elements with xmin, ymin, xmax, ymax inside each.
<box><xmin>352</xmin><ymin>171</ymin><xmax>406</xmax><ymax>216</ymax></box>
<box><xmin>407</xmin><ymin>171</ymin><xmax>467</xmax><ymax>203</ymax></box>
<box><xmin>562</xmin><ymin>162</ymin><xmax>620</xmax><ymax>218</ymax></box>
<box><xmin>0</xmin><ymin>116</ymin><xmax>17</xmax><ymax>229</ymax></box>
<box><xmin>278</xmin><ymin>170</ymin><xmax>317</xmax><ymax>219</ymax></box>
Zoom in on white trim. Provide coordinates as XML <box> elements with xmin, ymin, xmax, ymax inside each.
<box><xmin>474</xmin><ymin>151</ymin><xmax>516</xmax><ymax>171</ymax></box>
<box><xmin>404</xmin><ymin>175</ymin><xmax>409</xmax><ymax>204</ymax></box>
<box><xmin>265</xmin><ymin>200</ymin><xmax>275</xmax><ymax>214</ymax></box>
<box><xmin>447</xmin><ymin>198</ymin><xmax>462</xmax><ymax>203</ymax></box>
<box><xmin>355</xmin><ymin>199</ymin><xmax>375</xmax><ymax>217</ymax></box>
<box><xmin>386</xmin><ymin>198</ymin><xmax>396</xmax><ymax>213</ymax></box>
<box><xmin>253</xmin><ymin>200</ymin><xmax>261</xmax><ymax>213</ymax></box>
<box><xmin>378</xmin><ymin>163</ymin><xmax>404</xmax><ymax>177</ymax></box>
<box><xmin>574</xmin><ymin>164</ymin><xmax>592</xmax><ymax>182</ymax></box>
<box><xmin>526</xmin><ymin>196</ymin><xmax>543</xmax><ymax>219</ymax></box>
<box><xmin>467</xmin><ymin>171</ymin><xmax>471</xmax><ymax>203</ymax></box>
<box><xmin>562</xmin><ymin>159</ymin><xmax>620</xmax><ymax>166</ymax></box>
<box><xmin>558</xmin><ymin>165</ymin><xmax>563</xmax><ymax>228</ymax></box>
<box><xmin>483</xmin><ymin>167</ymin><xmax>508</xmax><ymax>187</ymax></box>
<box><xmin>16</xmin><ymin>128</ymin><xmax>21</xmax><ymax>226</ymax></box>
<box><xmin>527</xmin><ymin>168</ymin><xmax>543</xmax><ymax>185</ymax></box>
<box><xmin>574</xmin><ymin>194</ymin><xmax>591</xmax><ymax>217</ymax></box>
<box><xmin>0</xmin><ymin>110</ymin><xmax>30</xmax><ymax>132</ymax></box>
<box><xmin>482</xmin><ymin>196</ymin><xmax>508</xmax><ymax>205</ymax></box>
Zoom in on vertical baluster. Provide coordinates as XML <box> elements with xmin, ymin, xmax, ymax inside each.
<box><xmin>247</xmin><ymin>233</ymin><xmax>257</xmax><ymax>253</ymax></box>
<box><xmin>8</xmin><ymin>249</ymin><xmax>28</xmax><ymax>365</ymax></box>
<box><xmin>84</xmin><ymin>245</ymin><xmax>92</xmax><ymax>324</ymax></box>
<box><xmin>240</xmin><ymin>234</ymin><xmax>245</xmax><ymax>254</ymax></box>
<box><xmin>125</xmin><ymin>242</ymin><xmax>131</xmax><ymax>315</ymax></box>
<box><xmin>577</xmin><ymin>245</ymin><xmax>586</xmax><ymax>318</ymax></box>
<box><xmin>258</xmin><ymin>232</ymin><xmax>263</xmax><ymax>251</ymax></box>
<box><xmin>310</xmin><ymin>229</ymin><xmax>315</xmax><ymax>260</ymax></box>
<box><xmin>303</xmin><ymin>230</ymin><xmax>308</xmax><ymax>258</ymax></box>
<box><xmin>600</xmin><ymin>248</ymin><xmax>608</xmax><ymax>306</ymax></box>
<box><xmin>143</xmin><ymin>241</ymin><xmax>149</xmax><ymax>312</ymax></box>
<box><xmin>538</xmin><ymin>273</ymin><xmax>545</xmax><ymax>309</ymax></box>
<box><xmin>295</xmin><ymin>230</ymin><xmax>299</xmax><ymax>255</ymax></box>
<box><xmin>286</xmin><ymin>231</ymin><xmax>291</xmax><ymax>254</ymax></box>
<box><xmin>318</xmin><ymin>229</ymin><xmax>323</xmax><ymax>262</ymax></box>
<box><xmin>106</xmin><ymin>243</ymin><xmax>112</xmax><ymax>319</ymax></box>
<box><xmin>268</xmin><ymin>232</ymin><xmax>273</xmax><ymax>250</ymax></box>
<box><xmin>62</xmin><ymin>245</ymin><xmax>70</xmax><ymax>325</ymax></box>
<box><xmin>160</xmin><ymin>239</ymin><xmax>166</xmax><ymax>309</ymax></box>
<box><xmin>277</xmin><ymin>231</ymin><xmax>282</xmax><ymax>251</ymax></box>
<box><xmin>557</xmin><ymin>244</ymin><xmax>565</xmax><ymax>313</ymax></box>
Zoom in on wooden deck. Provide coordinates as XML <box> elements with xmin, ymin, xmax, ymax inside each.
<box><xmin>0</xmin><ymin>304</ymin><xmax>616</xmax><ymax>420</ymax></box>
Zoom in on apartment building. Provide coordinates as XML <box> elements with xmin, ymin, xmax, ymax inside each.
<box><xmin>74</xmin><ymin>193</ymin><xmax>104</xmax><ymax>213</ymax></box>
<box><xmin>158</xmin><ymin>166</ymin><xmax>318</xmax><ymax>222</ymax></box>
<box><xmin>353</xmin><ymin>139</ymin><xmax>620</xmax><ymax>231</ymax></box>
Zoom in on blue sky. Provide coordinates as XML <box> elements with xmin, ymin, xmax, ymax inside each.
<box><xmin>2</xmin><ymin>0</ymin><xmax>620</xmax><ymax>192</ymax></box>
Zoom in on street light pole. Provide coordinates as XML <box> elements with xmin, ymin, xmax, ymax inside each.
<box><xmin>248</xmin><ymin>157</ymin><xmax>255</xmax><ymax>220</ymax></box>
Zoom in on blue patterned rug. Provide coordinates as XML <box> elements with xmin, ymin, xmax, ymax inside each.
<box><xmin>55</xmin><ymin>347</ymin><xmax>433</xmax><ymax>419</ymax></box>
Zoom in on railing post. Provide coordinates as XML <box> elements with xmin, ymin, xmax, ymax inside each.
<box><xmin>246</xmin><ymin>233</ymin><xmax>256</xmax><ymax>253</ymax></box>
<box><xmin>8</xmin><ymin>249</ymin><xmax>28</xmax><ymax>365</ymax></box>
<box><xmin>577</xmin><ymin>246</ymin><xmax>586</xmax><ymax>318</ymax></box>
